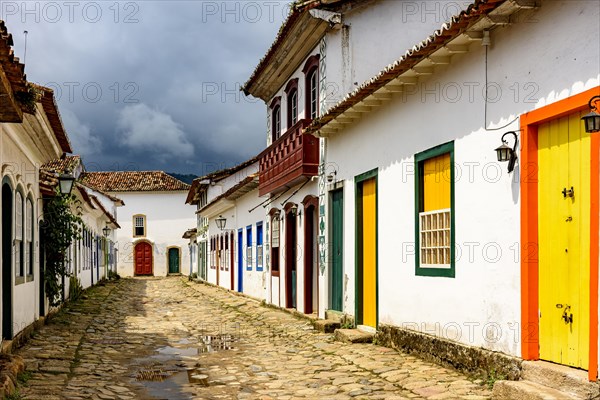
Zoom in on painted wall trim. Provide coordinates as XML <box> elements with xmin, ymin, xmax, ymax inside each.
<box><xmin>520</xmin><ymin>86</ymin><xmax>600</xmax><ymax>381</ymax></box>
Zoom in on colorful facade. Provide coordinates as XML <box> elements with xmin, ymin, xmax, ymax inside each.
<box><xmin>300</xmin><ymin>0</ymin><xmax>599</xmax><ymax>382</ymax></box>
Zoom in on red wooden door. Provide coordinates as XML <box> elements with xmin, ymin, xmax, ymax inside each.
<box><xmin>135</xmin><ymin>242</ymin><xmax>153</xmax><ymax>276</ymax></box>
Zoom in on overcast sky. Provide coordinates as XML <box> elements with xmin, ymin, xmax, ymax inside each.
<box><xmin>2</xmin><ymin>1</ymin><xmax>291</xmax><ymax>175</ymax></box>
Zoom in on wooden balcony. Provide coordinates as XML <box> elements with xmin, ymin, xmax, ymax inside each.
<box><xmin>258</xmin><ymin>119</ymin><xmax>319</xmax><ymax>196</ymax></box>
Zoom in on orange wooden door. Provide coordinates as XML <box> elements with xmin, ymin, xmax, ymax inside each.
<box><xmin>135</xmin><ymin>242</ymin><xmax>153</xmax><ymax>275</ymax></box>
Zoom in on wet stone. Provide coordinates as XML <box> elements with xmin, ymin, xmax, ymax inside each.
<box><xmin>12</xmin><ymin>277</ymin><xmax>492</xmax><ymax>399</ymax></box>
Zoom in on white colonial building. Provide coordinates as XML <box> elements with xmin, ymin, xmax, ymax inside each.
<box><xmin>295</xmin><ymin>0</ymin><xmax>600</xmax><ymax>393</ymax></box>
<box><xmin>233</xmin><ymin>0</ymin><xmax>600</xmax><ymax>394</ymax></box>
<box><xmin>83</xmin><ymin>171</ymin><xmax>193</xmax><ymax>277</ymax></box>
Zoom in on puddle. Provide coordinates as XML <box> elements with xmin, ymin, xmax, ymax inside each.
<box><xmin>138</xmin><ymin>370</ymin><xmax>195</xmax><ymax>399</ymax></box>
<box><xmin>199</xmin><ymin>334</ymin><xmax>236</xmax><ymax>353</ymax></box>
<box><xmin>134</xmin><ymin>335</ymin><xmax>239</xmax><ymax>398</ymax></box>
<box><xmin>156</xmin><ymin>346</ymin><xmax>199</xmax><ymax>357</ymax></box>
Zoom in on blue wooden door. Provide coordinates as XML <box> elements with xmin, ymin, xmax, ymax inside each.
<box><xmin>237</xmin><ymin>229</ymin><xmax>243</xmax><ymax>292</ymax></box>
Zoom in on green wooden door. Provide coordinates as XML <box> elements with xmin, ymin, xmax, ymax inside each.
<box><xmin>168</xmin><ymin>248</ymin><xmax>180</xmax><ymax>274</ymax></box>
<box><xmin>330</xmin><ymin>189</ymin><xmax>344</xmax><ymax>311</ymax></box>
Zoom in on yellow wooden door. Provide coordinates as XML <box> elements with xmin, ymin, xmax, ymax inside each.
<box><xmin>362</xmin><ymin>178</ymin><xmax>377</xmax><ymax>328</ymax></box>
<box><xmin>538</xmin><ymin>110</ymin><xmax>590</xmax><ymax>369</ymax></box>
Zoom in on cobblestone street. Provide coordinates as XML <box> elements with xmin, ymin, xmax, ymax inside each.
<box><xmin>15</xmin><ymin>277</ymin><xmax>492</xmax><ymax>399</ymax></box>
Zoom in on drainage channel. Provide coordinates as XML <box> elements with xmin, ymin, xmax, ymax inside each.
<box><xmin>134</xmin><ymin>334</ymin><xmax>238</xmax><ymax>399</ymax></box>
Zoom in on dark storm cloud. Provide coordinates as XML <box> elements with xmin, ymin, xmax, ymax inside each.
<box><xmin>1</xmin><ymin>1</ymin><xmax>290</xmax><ymax>174</ymax></box>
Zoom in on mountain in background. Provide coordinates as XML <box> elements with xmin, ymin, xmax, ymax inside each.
<box><xmin>167</xmin><ymin>172</ymin><xmax>198</xmax><ymax>185</ymax></box>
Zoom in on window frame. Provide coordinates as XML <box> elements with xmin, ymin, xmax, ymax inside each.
<box><xmin>256</xmin><ymin>222</ymin><xmax>263</xmax><ymax>271</ymax></box>
<box><xmin>303</xmin><ymin>54</ymin><xmax>320</xmax><ymax>120</ymax></box>
<box><xmin>25</xmin><ymin>196</ymin><xmax>34</xmax><ymax>278</ymax></box>
<box><xmin>270</xmin><ymin>96</ymin><xmax>282</xmax><ymax>143</ymax></box>
<box><xmin>270</xmin><ymin>212</ymin><xmax>280</xmax><ymax>276</ymax></box>
<box><xmin>246</xmin><ymin>225</ymin><xmax>253</xmax><ymax>271</ymax></box>
<box><xmin>414</xmin><ymin>141</ymin><xmax>455</xmax><ymax>278</ymax></box>
<box><xmin>15</xmin><ymin>190</ymin><xmax>24</xmax><ymax>280</ymax></box>
<box><xmin>285</xmin><ymin>78</ymin><xmax>299</xmax><ymax>129</ymax></box>
<box><xmin>133</xmin><ymin>214</ymin><xmax>146</xmax><ymax>238</ymax></box>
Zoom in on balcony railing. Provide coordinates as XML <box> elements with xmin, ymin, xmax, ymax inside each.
<box><xmin>258</xmin><ymin>118</ymin><xmax>319</xmax><ymax>196</ymax></box>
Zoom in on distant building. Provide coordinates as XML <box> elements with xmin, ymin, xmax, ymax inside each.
<box><xmin>82</xmin><ymin>171</ymin><xmax>193</xmax><ymax>277</ymax></box>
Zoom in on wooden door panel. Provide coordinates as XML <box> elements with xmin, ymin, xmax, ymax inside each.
<box><xmin>331</xmin><ymin>190</ymin><xmax>344</xmax><ymax>312</ymax></box>
<box><xmin>538</xmin><ymin>111</ymin><xmax>590</xmax><ymax>369</ymax></box>
<box><xmin>135</xmin><ymin>242</ymin><xmax>153</xmax><ymax>276</ymax></box>
<box><xmin>362</xmin><ymin>178</ymin><xmax>377</xmax><ymax>328</ymax></box>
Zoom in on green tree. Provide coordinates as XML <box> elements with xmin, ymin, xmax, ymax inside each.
<box><xmin>41</xmin><ymin>190</ymin><xmax>83</xmax><ymax>306</ymax></box>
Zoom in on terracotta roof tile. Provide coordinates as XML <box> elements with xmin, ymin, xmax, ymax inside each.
<box><xmin>41</xmin><ymin>155</ymin><xmax>81</xmax><ymax>174</ymax></box>
<box><xmin>39</xmin><ymin>169</ymin><xmax>58</xmax><ymax>197</ymax></box>
<box><xmin>186</xmin><ymin>156</ymin><xmax>259</xmax><ymax>204</ymax></box>
<box><xmin>82</xmin><ymin>171</ymin><xmax>190</xmax><ymax>192</ymax></box>
<box><xmin>0</xmin><ymin>19</ymin><xmax>27</xmax><ymax>122</ymax></box>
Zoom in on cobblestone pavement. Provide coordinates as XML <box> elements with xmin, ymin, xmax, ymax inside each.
<box><xmin>15</xmin><ymin>277</ymin><xmax>492</xmax><ymax>399</ymax></box>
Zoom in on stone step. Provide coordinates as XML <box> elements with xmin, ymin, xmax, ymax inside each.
<box><xmin>334</xmin><ymin>328</ymin><xmax>374</xmax><ymax>344</ymax></box>
<box><xmin>325</xmin><ymin>310</ymin><xmax>344</xmax><ymax>323</ymax></box>
<box><xmin>493</xmin><ymin>380</ymin><xmax>582</xmax><ymax>400</ymax></box>
<box><xmin>521</xmin><ymin>361</ymin><xmax>599</xmax><ymax>399</ymax></box>
<box><xmin>313</xmin><ymin>319</ymin><xmax>340</xmax><ymax>333</ymax></box>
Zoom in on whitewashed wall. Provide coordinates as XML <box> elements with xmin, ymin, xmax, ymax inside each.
<box><xmin>0</xmin><ymin>105</ymin><xmax>64</xmax><ymax>338</ymax></box>
<box><xmin>322</xmin><ymin>0</ymin><xmax>600</xmax><ymax>356</ymax></box>
<box><xmin>114</xmin><ymin>191</ymin><xmax>194</xmax><ymax>277</ymax></box>
<box><xmin>235</xmin><ymin>188</ymin><xmax>266</xmax><ymax>300</ymax></box>
<box><xmin>266</xmin><ymin>181</ymin><xmax>318</xmax><ymax>311</ymax></box>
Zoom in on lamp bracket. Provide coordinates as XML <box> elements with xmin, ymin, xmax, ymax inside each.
<box><xmin>590</xmin><ymin>95</ymin><xmax>600</xmax><ymax>111</ymax></box>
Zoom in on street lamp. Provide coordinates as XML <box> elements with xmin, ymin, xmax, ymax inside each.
<box><xmin>102</xmin><ymin>226</ymin><xmax>111</xmax><ymax>238</ymax></box>
<box><xmin>58</xmin><ymin>171</ymin><xmax>75</xmax><ymax>195</ymax></box>
<box><xmin>581</xmin><ymin>95</ymin><xmax>600</xmax><ymax>134</ymax></box>
<box><xmin>495</xmin><ymin>131</ymin><xmax>518</xmax><ymax>173</ymax></box>
<box><xmin>216</xmin><ymin>215</ymin><xmax>227</xmax><ymax>230</ymax></box>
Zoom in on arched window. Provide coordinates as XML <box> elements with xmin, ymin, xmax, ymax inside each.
<box><xmin>303</xmin><ymin>55</ymin><xmax>320</xmax><ymax>120</ymax></box>
<box><xmin>26</xmin><ymin>198</ymin><xmax>34</xmax><ymax>276</ymax></box>
<box><xmin>270</xmin><ymin>96</ymin><xmax>282</xmax><ymax>143</ymax></box>
<box><xmin>15</xmin><ymin>191</ymin><xmax>24</xmax><ymax>278</ymax></box>
<box><xmin>285</xmin><ymin>79</ymin><xmax>299</xmax><ymax>129</ymax></box>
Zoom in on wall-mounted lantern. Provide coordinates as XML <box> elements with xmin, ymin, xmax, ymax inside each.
<box><xmin>581</xmin><ymin>95</ymin><xmax>600</xmax><ymax>134</ymax></box>
<box><xmin>215</xmin><ymin>215</ymin><xmax>227</xmax><ymax>230</ymax></box>
<box><xmin>58</xmin><ymin>171</ymin><xmax>75</xmax><ymax>195</ymax></box>
<box><xmin>495</xmin><ymin>131</ymin><xmax>518</xmax><ymax>173</ymax></box>
<box><xmin>102</xmin><ymin>225</ymin><xmax>111</xmax><ymax>238</ymax></box>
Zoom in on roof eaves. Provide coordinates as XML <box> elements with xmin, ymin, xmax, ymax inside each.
<box><xmin>90</xmin><ymin>195</ymin><xmax>121</xmax><ymax>229</ymax></box>
<box><xmin>38</xmin><ymin>86</ymin><xmax>73</xmax><ymax>154</ymax></box>
<box><xmin>303</xmin><ymin>0</ymin><xmax>511</xmax><ymax>136</ymax></box>
<box><xmin>197</xmin><ymin>174</ymin><xmax>259</xmax><ymax>215</ymax></box>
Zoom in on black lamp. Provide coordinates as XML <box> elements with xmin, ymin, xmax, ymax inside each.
<box><xmin>215</xmin><ymin>215</ymin><xmax>226</xmax><ymax>230</ymax></box>
<box><xmin>495</xmin><ymin>131</ymin><xmax>518</xmax><ymax>173</ymax></box>
<box><xmin>581</xmin><ymin>96</ymin><xmax>600</xmax><ymax>134</ymax></box>
<box><xmin>58</xmin><ymin>171</ymin><xmax>75</xmax><ymax>195</ymax></box>
<box><xmin>102</xmin><ymin>225</ymin><xmax>111</xmax><ymax>238</ymax></box>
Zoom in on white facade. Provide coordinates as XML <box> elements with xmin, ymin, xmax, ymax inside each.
<box><xmin>319</xmin><ymin>0</ymin><xmax>599</xmax><ymax>358</ymax></box>
<box><xmin>113</xmin><ymin>191</ymin><xmax>193</xmax><ymax>277</ymax></box>
<box><xmin>1</xmin><ymin>103</ymin><xmax>67</xmax><ymax>339</ymax></box>
<box><xmin>234</xmin><ymin>188</ymin><xmax>267</xmax><ymax>300</ymax></box>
